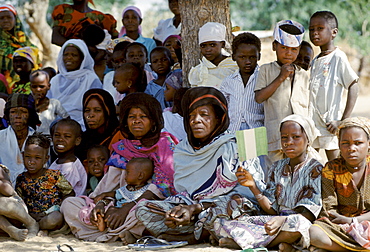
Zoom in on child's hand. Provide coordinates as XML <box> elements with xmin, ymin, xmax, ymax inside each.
<box><xmin>90</xmin><ymin>203</ymin><xmax>105</xmax><ymax>225</ymax></box>
<box><xmin>326</xmin><ymin>120</ymin><xmax>341</xmax><ymax>134</ymax></box>
<box><xmin>264</xmin><ymin>216</ymin><xmax>287</xmax><ymax>235</ymax></box>
<box><xmin>328</xmin><ymin>211</ymin><xmax>352</xmax><ymax>224</ymax></box>
<box><xmin>236</xmin><ymin>166</ymin><xmax>256</xmax><ymax>188</ymax></box>
<box><xmin>93</xmin><ymin>192</ymin><xmax>111</xmax><ymax>204</ymax></box>
<box><xmin>279</xmin><ymin>64</ymin><xmax>294</xmax><ymax>80</ymax></box>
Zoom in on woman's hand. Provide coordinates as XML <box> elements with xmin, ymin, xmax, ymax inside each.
<box><xmin>164</xmin><ymin>204</ymin><xmax>194</xmax><ymax>228</ymax></box>
<box><xmin>264</xmin><ymin>216</ymin><xmax>287</xmax><ymax>236</ymax></box>
<box><xmin>105</xmin><ymin>205</ymin><xmax>131</xmax><ymax>230</ymax></box>
<box><xmin>328</xmin><ymin>211</ymin><xmax>352</xmax><ymax>224</ymax></box>
<box><xmin>93</xmin><ymin>191</ymin><xmax>115</xmax><ymax>204</ymax></box>
<box><xmin>90</xmin><ymin>202</ymin><xmax>105</xmax><ymax>225</ymax></box>
<box><xmin>236</xmin><ymin>166</ymin><xmax>256</xmax><ymax>188</ymax></box>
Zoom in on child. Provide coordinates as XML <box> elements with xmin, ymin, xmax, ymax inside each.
<box><xmin>81</xmin><ymin>158</ymin><xmax>163</xmax><ymax>244</ymax></box>
<box><xmin>293</xmin><ymin>40</ymin><xmax>314</xmax><ymax>71</ymax></box>
<box><xmin>145</xmin><ymin>46</ymin><xmax>173</xmax><ymax>109</ymax></box>
<box><xmin>153</xmin><ymin>0</ymin><xmax>181</xmax><ymax>44</ymax></box>
<box><xmin>308</xmin><ymin>11</ymin><xmax>359</xmax><ymax>161</ymax></box>
<box><xmin>49</xmin><ymin>118</ymin><xmax>87</xmax><ymax>196</ymax></box>
<box><xmin>114</xmin><ymin>63</ymin><xmax>145</xmax><ymax>95</ymax></box>
<box><xmin>163</xmin><ymin>69</ymin><xmax>182</xmax><ymax>106</ymax></box>
<box><xmin>254</xmin><ymin>20</ymin><xmax>309</xmax><ymax>167</ymax></box>
<box><xmin>30</xmin><ymin>70</ymin><xmax>69</xmax><ymax>136</ymax></box>
<box><xmin>0</xmin><ymin>164</ymin><xmax>39</xmax><ymax>240</ymax></box>
<box><xmin>220</xmin><ymin>32</ymin><xmax>264</xmax><ymax>133</ymax></box>
<box><xmin>16</xmin><ymin>133</ymin><xmax>74</xmax><ymax>231</ymax></box>
<box><xmin>42</xmin><ymin>67</ymin><xmax>57</xmax><ymax>81</ymax></box>
<box><xmin>85</xmin><ymin>145</ymin><xmax>110</xmax><ymax>195</ymax></box>
<box><xmin>188</xmin><ymin>22</ymin><xmax>238</xmax><ymax>89</ymax></box>
<box><xmin>163</xmin><ymin>35</ymin><xmax>182</xmax><ymax>70</ymax></box>
<box><xmin>11</xmin><ymin>47</ymin><xmax>40</xmax><ymax>94</ymax></box>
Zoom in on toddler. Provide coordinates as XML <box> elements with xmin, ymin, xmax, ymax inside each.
<box><xmin>145</xmin><ymin>47</ymin><xmax>173</xmax><ymax>109</ymax></box>
<box><xmin>188</xmin><ymin>22</ymin><xmax>238</xmax><ymax>89</ymax></box>
<box><xmin>114</xmin><ymin>63</ymin><xmax>145</xmax><ymax>95</ymax></box>
<box><xmin>309</xmin><ymin>11</ymin><xmax>359</xmax><ymax>161</ymax></box>
<box><xmin>85</xmin><ymin>145</ymin><xmax>110</xmax><ymax>195</ymax></box>
<box><xmin>16</xmin><ymin>133</ymin><xmax>74</xmax><ymax>231</ymax></box>
<box><xmin>49</xmin><ymin>118</ymin><xmax>87</xmax><ymax>196</ymax></box>
<box><xmin>254</xmin><ymin>20</ymin><xmax>309</xmax><ymax>167</ymax></box>
<box><xmin>30</xmin><ymin>70</ymin><xmax>69</xmax><ymax>136</ymax></box>
<box><xmin>293</xmin><ymin>40</ymin><xmax>314</xmax><ymax>71</ymax></box>
<box><xmin>0</xmin><ymin>164</ymin><xmax>38</xmax><ymax>240</ymax></box>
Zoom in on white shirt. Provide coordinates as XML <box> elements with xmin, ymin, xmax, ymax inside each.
<box><xmin>153</xmin><ymin>17</ymin><xmax>181</xmax><ymax>43</ymax></box>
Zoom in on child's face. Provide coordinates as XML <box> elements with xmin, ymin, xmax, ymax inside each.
<box><xmin>125</xmin><ymin>45</ymin><xmax>147</xmax><ymax>68</ymax></box>
<box><xmin>339</xmin><ymin>127</ymin><xmax>370</xmax><ymax>169</ymax></box>
<box><xmin>293</xmin><ymin>45</ymin><xmax>314</xmax><ymax>71</ymax></box>
<box><xmin>164</xmin><ymin>83</ymin><xmax>176</xmax><ymax>102</ymax></box>
<box><xmin>309</xmin><ymin>16</ymin><xmax>337</xmax><ymax>48</ymax></box>
<box><xmin>23</xmin><ymin>144</ymin><xmax>49</xmax><ymax>178</ymax></box>
<box><xmin>125</xmin><ymin>163</ymin><xmax>142</xmax><ymax>186</ymax></box>
<box><xmin>114</xmin><ymin>70</ymin><xmax>132</xmax><ymax>94</ymax></box>
<box><xmin>63</xmin><ymin>46</ymin><xmax>83</xmax><ymax>72</ymax></box>
<box><xmin>87</xmin><ymin>148</ymin><xmax>107</xmax><ymax>178</ymax></box>
<box><xmin>150</xmin><ymin>51</ymin><xmax>171</xmax><ymax>76</ymax></box>
<box><xmin>112</xmin><ymin>50</ymin><xmax>125</xmax><ymax>70</ymax></box>
<box><xmin>9</xmin><ymin>107</ymin><xmax>29</xmax><ymax>131</ymax></box>
<box><xmin>280</xmin><ymin>121</ymin><xmax>308</xmax><ymax>161</ymax></box>
<box><xmin>84</xmin><ymin>98</ymin><xmax>106</xmax><ymax>130</ymax></box>
<box><xmin>168</xmin><ymin>0</ymin><xmax>180</xmax><ymax>15</ymax></box>
<box><xmin>122</xmin><ymin>10</ymin><xmax>141</xmax><ymax>33</ymax></box>
<box><xmin>164</xmin><ymin>37</ymin><xmax>180</xmax><ymax>62</ymax></box>
<box><xmin>273</xmin><ymin>42</ymin><xmax>300</xmax><ymax>65</ymax></box>
<box><xmin>233</xmin><ymin>43</ymin><xmax>260</xmax><ymax>75</ymax></box>
<box><xmin>52</xmin><ymin>123</ymin><xmax>81</xmax><ymax>154</ymax></box>
<box><xmin>30</xmin><ymin>75</ymin><xmax>50</xmax><ymax>100</ymax></box>
<box><xmin>200</xmin><ymin>41</ymin><xmax>224</xmax><ymax>63</ymax></box>
<box><xmin>13</xmin><ymin>56</ymin><xmax>33</xmax><ymax>76</ymax></box>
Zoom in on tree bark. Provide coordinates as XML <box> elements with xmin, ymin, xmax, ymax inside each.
<box><xmin>178</xmin><ymin>0</ymin><xmax>232</xmax><ymax>87</ymax></box>
<box><xmin>23</xmin><ymin>0</ymin><xmax>59</xmax><ymax>68</ymax></box>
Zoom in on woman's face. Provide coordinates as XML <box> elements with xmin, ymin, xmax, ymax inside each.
<box><xmin>127</xmin><ymin>107</ymin><xmax>153</xmax><ymax>139</ymax></box>
<box><xmin>280</xmin><ymin>121</ymin><xmax>308</xmax><ymax>161</ymax></box>
<box><xmin>63</xmin><ymin>46</ymin><xmax>83</xmax><ymax>72</ymax></box>
<box><xmin>9</xmin><ymin>107</ymin><xmax>29</xmax><ymax>131</ymax></box>
<box><xmin>0</xmin><ymin>11</ymin><xmax>16</xmax><ymax>31</ymax></box>
<box><xmin>122</xmin><ymin>10</ymin><xmax>141</xmax><ymax>33</ymax></box>
<box><xmin>189</xmin><ymin>105</ymin><xmax>217</xmax><ymax>143</ymax></box>
<box><xmin>84</xmin><ymin>97</ymin><xmax>106</xmax><ymax>130</ymax></box>
<box><xmin>339</xmin><ymin>127</ymin><xmax>370</xmax><ymax>169</ymax></box>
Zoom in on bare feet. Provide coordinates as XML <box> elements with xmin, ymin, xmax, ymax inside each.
<box><xmin>7</xmin><ymin>226</ymin><xmax>28</xmax><ymax>241</ymax></box>
<box><xmin>97</xmin><ymin>214</ymin><xmax>106</xmax><ymax>232</ymax></box>
<box><xmin>27</xmin><ymin>221</ymin><xmax>39</xmax><ymax>238</ymax></box>
<box><xmin>219</xmin><ymin>237</ymin><xmax>241</xmax><ymax>249</ymax></box>
<box><xmin>37</xmin><ymin>230</ymin><xmax>48</xmax><ymax>237</ymax></box>
<box><xmin>120</xmin><ymin>230</ymin><xmax>137</xmax><ymax>245</ymax></box>
<box><xmin>209</xmin><ymin>234</ymin><xmax>218</xmax><ymax>246</ymax></box>
<box><xmin>278</xmin><ymin>242</ymin><xmax>297</xmax><ymax>252</ymax></box>
<box><xmin>308</xmin><ymin>245</ymin><xmax>328</xmax><ymax>252</ymax></box>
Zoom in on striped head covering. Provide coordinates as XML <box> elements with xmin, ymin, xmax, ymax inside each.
<box><xmin>13</xmin><ymin>47</ymin><xmax>40</xmax><ymax>70</ymax></box>
<box><xmin>337</xmin><ymin>117</ymin><xmax>370</xmax><ymax>139</ymax></box>
<box><xmin>0</xmin><ymin>4</ymin><xmax>17</xmax><ymax>15</ymax></box>
<box><xmin>164</xmin><ymin>69</ymin><xmax>182</xmax><ymax>90</ymax></box>
<box><xmin>273</xmin><ymin>20</ymin><xmax>305</xmax><ymax>47</ymax></box>
<box><xmin>118</xmin><ymin>6</ymin><xmax>143</xmax><ymax>37</ymax></box>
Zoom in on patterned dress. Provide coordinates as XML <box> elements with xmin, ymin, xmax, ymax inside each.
<box><xmin>15</xmin><ymin>169</ymin><xmax>73</xmax><ymax>214</ymax></box>
<box><xmin>214</xmin><ymin>157</ymin><xmax>322</xmax><ymax>249</ymax></box>
<box><xmin>313</xmin><ymin>158</ymin><xmax>370</xmax><ymax>251</ymax></box>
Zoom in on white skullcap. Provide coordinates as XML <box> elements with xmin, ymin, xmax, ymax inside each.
<box><xmin>198</xmin><ymin>22</ymin><xmax>226</xmax><ymax>45</ymax></box>
<box><xmin>273</xmin><ymin>20</ymin><xmax>305</xmax><ymax>47</ymax></box>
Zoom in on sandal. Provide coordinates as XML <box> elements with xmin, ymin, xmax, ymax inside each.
<box><xmin>127</xmin><ymin>236</ymin><xmax>188</xmax><ymax>250</ymax></box>
<box><xmin>57</xmin><ymin>244</ymin><xmax>74</xmax><ymax>251</ymax></box>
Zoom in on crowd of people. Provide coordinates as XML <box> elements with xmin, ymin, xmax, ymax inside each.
<box><xmin>0</xmin><ymin>0</ymin><xmax>368</xmax><ymax>251</ymax></box>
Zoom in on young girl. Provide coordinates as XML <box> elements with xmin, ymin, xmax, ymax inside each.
<box><xmin>145</xmin><ymin>47</ymin><xmax>173</xmax><ymax>109</ymax></box>
<box><xmin>30</xmin><ymin>70</ymin><xmax>69</xmax><ymax>136</ymax></box>
<box><xmin>85</xmin><ymin>145</ymin><xmax>110</xmax><ymax>195</ymax></box>
<box><xmin>309</xmin><ymin>117</ymin><xmax>370</xmax><ymax>251</ymax></box>
<box><xmin>213</xmin><ymin>114</ymin><xmax>322</xmax><ymax>251</ymax></box>
<box><xmin>16</xmin><ymin>133</ymin><xmax>74</xmax><ymax>232</ymax></box>
<box><xmin>188</xmin><ymin>22</ymin><xmax>238</xmax><ymax>89</ymax></box>
<box><xmin>163</xmin><ymin>35</ymin><xmax>182</xmax><ymax>70</ymax></box>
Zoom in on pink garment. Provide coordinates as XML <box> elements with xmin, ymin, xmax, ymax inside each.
<box><xmin>49</xmin><ymin>158</ymin><xmax>87</xmax><ymax>197</ymax></box>
<box><xmin>118</xmin><ymin>6</ymin><xmax>142</xmax><ymax>37</ymax></box>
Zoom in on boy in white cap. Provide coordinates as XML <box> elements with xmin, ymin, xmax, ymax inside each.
<box><xmin>188</xmin><ymin>22</ymin><xmax>238</xmax><ymax>89</ymax></box>
<box><xmin>254</xmin><ymin>20</ymin><xmax>310</xmax><ymax>167</ymax></box>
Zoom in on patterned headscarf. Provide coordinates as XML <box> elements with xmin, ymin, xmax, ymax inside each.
<box><xmin>13</xmin><ymin>47</ymin><xmax>40</xmax><ymax>71</ymax></box>
<box><xmin>273</xmin><ymin>20</ymin><xmax>305</xmax><ymax>47</ymax></box>
<box><xmin>106</xmin><ymin>36</ymin><xmax>134</xmax><ymax>53</ymax></box>
<box><xmin>164</xmin><ymin>69</ymin><xmax>182</xmax><ymax>90</ymax></box>
<box><xmin>181</xmin><ymin>87</ymin><xmax>229</xmax><ymax>149</ymax></box>
<box><xmin>118</xmin><ymin>6</ymin><xmax>142</xmax><ymax>37</ymax></box>
<box><xmin>337</xmin><ymin>117</ymin><xmax>370</xmax><ymax>139</ymax></box>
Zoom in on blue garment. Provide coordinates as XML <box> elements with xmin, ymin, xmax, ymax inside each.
<box><xmin>144</xmin><ymin>80</ymin><xmax>166</xmax><ymax>110</ymax></box>
<box><xmin>122</xmin><ymin>34</ymin><xmax>156</xmax><ymax>57</ymax></box>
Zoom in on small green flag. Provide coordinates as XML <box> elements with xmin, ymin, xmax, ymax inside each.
<box><xmin>236</xmin><ymin>127</ymin><xmax>268</xmax><ymax>161</ymax></box>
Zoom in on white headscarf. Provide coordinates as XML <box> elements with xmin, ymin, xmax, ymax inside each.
<box><xmin>198</xmin><ymin>22</ymin><xmax>230</xmax><ymax>56</ymax></box>
<box><xmin>49</xmin><ymin>39</ymin><xmax>102</xmax><ymax>129</ymax></box>
<box><xmin>273</xmin><ymin>20</ymin><xmax>304</xmax><ymax>47</ymax></box>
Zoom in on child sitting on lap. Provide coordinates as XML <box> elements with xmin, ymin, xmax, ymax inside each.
<box><xmin>49</xmin><ymin>118</ymin><xmax>87</xmax><ymax>196</ymax></box>
<box><xmin>85</xmin><ymin>145</ymin><xmax>109</xmax><ymax>195</ymax></box>
<box><xmin>16</xmin><ymin>133</ymin><xmax>74</xmax><ymax>232</ymax></box>
<box><xmin>0</xmin><ymin>164</ymin><xmax>38</xmax><ymax>240</ymax></box>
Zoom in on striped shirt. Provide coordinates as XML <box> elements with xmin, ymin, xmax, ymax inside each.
<box><xmin>220</xmin><ymin>67</ymin><xmax>264</xmax><ymax>133</ymax></box>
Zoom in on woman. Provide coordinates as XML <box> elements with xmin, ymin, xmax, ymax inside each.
<box><xmin>0</xmin><ymin>4</ymin><xmax>36</xmax><ymax>92</ymax></box>
<box><xmin>0</xmin><ymin>93</ymin><xmax>40</xmax><ymax>185</ymax></box>
<box><xmin>310</xmin><ymin>117</ymin><xmax>370</xmax><ymax>251</ymax></box>
<box><xmin>48</xmin><ymin>39</ymin><xmax>102</xmax><ymax>130</ymax></box>
<box><xmin>51</xmin><ymin>0</ymin><xmax>118</xmax><ymax>46</ymax></box>
<box><xmin>136</xmin><ymin>87</ymin><xmax>265</xmax><ymax>244</ymax></box>
<box><xmin>61</xmin><ymin>92</ymin><xmax>178</xmax><ymax>243</ymax></box>
<box><xmin>76</xmin><ymin>89</ymin><xmax>119</xmax><ymax>161</ymax></box>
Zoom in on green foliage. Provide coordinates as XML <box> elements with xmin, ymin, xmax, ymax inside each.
<box><xmin>230</xmin><ymin>0</ymin><xmax>369</xmax><ymax>55</ymax></box>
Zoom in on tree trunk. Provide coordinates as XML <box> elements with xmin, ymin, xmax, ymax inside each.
<box><xmin>23</xmin><ymin>0</ymin><xmax>59</xmax><ymax>69</ymax></box>
<box><xmin>178</xmin><ymin>0</ymin><xmax>232</xmax><ymax>87</ymax></box>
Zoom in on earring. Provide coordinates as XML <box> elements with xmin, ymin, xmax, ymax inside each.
<box><xmin>151</xmin><ymin>125</ymin><xmax>157</xmax><ymax>133</ymax></box>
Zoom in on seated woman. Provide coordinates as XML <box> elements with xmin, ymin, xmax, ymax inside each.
<box><xmin>48</xmin><ymin>39</ymin><xmax>102</xmax><ymax>130</ymax></box>
<box><xmin>309</xmin><ymin>117</ymin><xmax>370</xmax><ymax>252</ymax></box>
<box><xmin>214</xmin><ymin>114</ymin><xmax>323</xmax><ymax>251</ymax></box>
<box><xmin>61</xmin><ymin>92</ymin><xmax>178</xmax><ymax>243</ymax></box>
<box><xmin>136</xmin><ymin>87</ymin><xmax>265</xmax><ymax>244</ymax></box>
